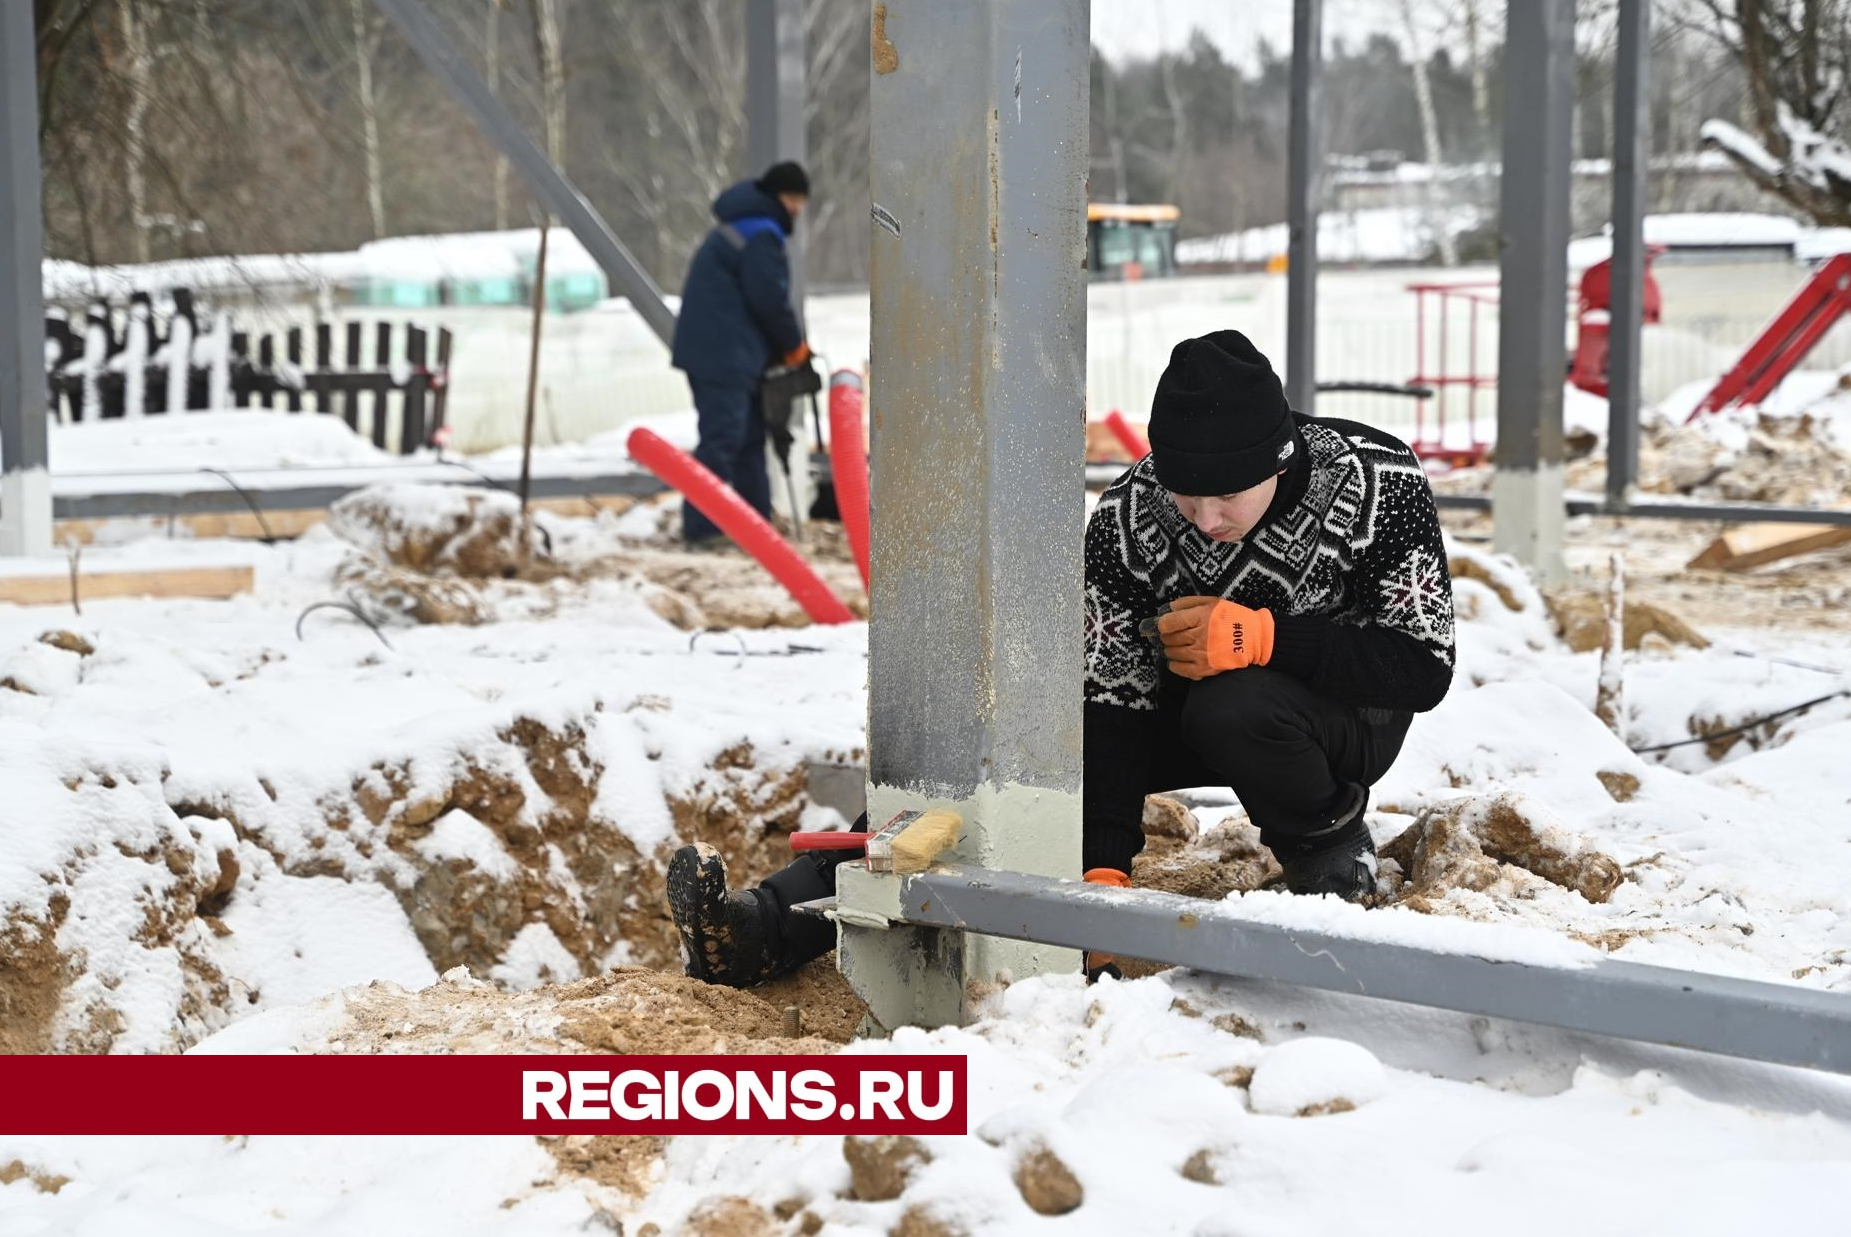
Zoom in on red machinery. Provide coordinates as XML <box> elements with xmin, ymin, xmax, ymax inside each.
<box><xmin>1568</xmin><ymin>248</ymin><xmax>1664</xmax><ymax>398</ymax></box>
<box><xmin>1689</xmin><ymin>253</ymin><xmax>1851</xmax><ymax>421</ymax></box>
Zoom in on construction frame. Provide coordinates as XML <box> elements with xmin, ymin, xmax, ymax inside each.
<box><xmin>818</xmin><ymin>0</ymin><xmax>1851</xmax><ymax>1077</ymax></box>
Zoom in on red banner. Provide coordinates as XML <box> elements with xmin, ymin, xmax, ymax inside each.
<box><xmin>2</xmin><ymin>1055</ymin><xmax>967</xmax><ymax>1135</ymax></box>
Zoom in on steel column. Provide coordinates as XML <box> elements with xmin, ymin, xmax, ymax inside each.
<box><xmin>1492</xmin><ymin>0</ymin><xmax>1575</xmax><ymax>583</ymax></box>
<box><xmin>1607</xmin><ymin>0</ymin><xmax>1650</xmax><ymax>508</ymax></box>
<box><xmin>747</xmin><ymin>0</ymin><xmax>808</xmax><ymax>312</ymax></box>
<box><xmin>844</xmin><ymin>0</ymin><xmax>1090</xmax><ymax>1031</ymax></box>
<box><xmin>1</xmin><ymin>2</ymin><xmax>52</xmax><ymax>557</ymax></box>
<box><xmin>806</xmin><ymin>865</ymin><xmax>1851</xmax><ymax>1076</ymax></box>
<box><xmin>369</xmin><ymin>0</ymin><xmax>677</xmax><ymax>349</ymax></box>
<box><xmin>1285</xmin><ymin>0</ymin><xmax>1323</xmax><ymax>416</ymax></box>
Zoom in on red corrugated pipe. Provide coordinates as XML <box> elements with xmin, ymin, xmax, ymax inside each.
<box><xmin>827</xmin><ymin>369</ymin><xmax>872</xmax><ymax>591</ymax></box>
<box><xmin>626</xmin><ymin>426</ymin><xmax>855</xmax><ymax>625</ymax></box>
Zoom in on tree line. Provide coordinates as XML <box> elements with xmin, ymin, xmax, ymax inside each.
<box><xmin>29</xmin><ymin>1</ymin><xmax>1844</xmax><ymax>290</ymax></box>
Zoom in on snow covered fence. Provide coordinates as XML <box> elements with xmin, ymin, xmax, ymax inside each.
<box><xmin>43</xmin><ymin>288</ymin><xmax>452</xmax><ymax>454</ymax></box>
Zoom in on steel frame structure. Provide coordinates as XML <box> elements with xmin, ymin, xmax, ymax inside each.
<box><xmin>835</xmin><ymin>0</ymin><xmax>1851</xmax><ymax>1073</ymax></box>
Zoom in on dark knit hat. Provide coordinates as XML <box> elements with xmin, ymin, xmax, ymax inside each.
<box><xmin>756</xmin><ymin>161</ymin><xmax>811</xmax><ymax>198</ymax></box>
<box><xmin>1147</xmin><ymin>330</ymin><xmax>1298</xmax><ymax>495</ymax></box>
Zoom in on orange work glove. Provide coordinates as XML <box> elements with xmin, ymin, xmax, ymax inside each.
<box><xmin>783</xmin><ymin>341</ymin><xmax>813</xmax><ymax>367</ymax></box>
<box><xmin>1156</xmin><ymin>595</ymin><xmax>1275</xmax><ymax>680</ymax></box>
<box><xmin>1082</xmin><ymin>868</ymin><xmax>1130</xmax><ymax>982</ymax></box>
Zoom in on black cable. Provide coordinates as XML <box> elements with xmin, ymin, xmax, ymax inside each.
<box><xmin>296</xmin><ymin>600</ymin><xmax>395</xmax><ymax>650</ymax></box>
<box><xmin>1630</xmin><ymin>690</ymin><xmax>1851</xmax><ymax>754</ymax></box>
<box><xmin>198</xmin><ymin>467</ymin><xmax>277</xmax><ymax>545</ymax></box>
<box><xmin>1730</xmin><ymin>649</ymin><xmax>1846</xmax><ymax>677</ymax></box>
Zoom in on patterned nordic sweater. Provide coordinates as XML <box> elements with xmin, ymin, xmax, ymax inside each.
<box><xmin>1083</xmin><ymin>414</ymin><xmax>1456</xmax><ymax>865</ymax></box>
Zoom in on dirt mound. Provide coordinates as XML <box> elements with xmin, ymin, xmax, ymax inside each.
<box><xmin>1436</xmin><ymin>408</ymin><xmax>1851</xmax><ymax>509</ymax></box>
<box><xmin>329</xmin><ymin>484</ymin><xmax>539</xmax><ymax>578</ymax></box>
<box><xmin>583</xmin><ymin>544</ymin><xmax>868</xmax><ymax>630</ymax></box>
<box><xmin>1379</xmin><ymin>792</ymin><xmax>1624</xmax><ymax>906</ymax></box>
<box><xmin>0</xmin><ymin>896</ymin><xmax>70</xmax><ymax>1054</ymax></box>
<box><xmin>1544</xmin><ymin>588</ymin><xmax>1708</xmax><ymax>652</ymax></box>
<box><xmin>1013</xmin><ymin>1144</ymin><xmax>1084</xmax><ymax>1216</ymax></box>
<box><xmin>326</xmin><ymin>488</ymin><xmax>865</xmax><ymax>632</ymax></box>
<box><xmin>308</xmin><ymin>965</ymin><xmax>846</xmax><ymax>1055</ymax></box>
<box><xmin>1133</xmin><ymin>802</ymin><xmax>1279</xmax><ymax>901</ymax></box>
<box><xmin>845</xmin><ymin>1134</ymin><xmax>932</xmax><ymax>1202</ymax></box>
<box><xmin>292</xmin><ymin>966</ymin><xmax>858</xmax><ymax>1207</ymax></box>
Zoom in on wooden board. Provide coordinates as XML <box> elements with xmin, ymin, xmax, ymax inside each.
<box><xmin>0</xmin><ymin>565</ymin><xmax>254</xmax><ymax>607</ymax></box>
<box><xmin>1688</xmin><ymin>523</ymin><xmax>1851</xmax><ymax>572</ymax></box>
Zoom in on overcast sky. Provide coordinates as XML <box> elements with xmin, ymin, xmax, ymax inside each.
<box><xmin>1089</xmin><ymin>1</ymin><xmax>1438</xmax><ymax>69</ymax></box>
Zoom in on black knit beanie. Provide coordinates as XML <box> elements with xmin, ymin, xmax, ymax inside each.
<box><xmin>1147</xmin><ymin>330</ymin><xmax>1299</xmax><ymax>495</ymax></box>
<box><xmin>756</xmin><ymin>161</ymin><xmax>811</xmax><ymax>198</ymax></box>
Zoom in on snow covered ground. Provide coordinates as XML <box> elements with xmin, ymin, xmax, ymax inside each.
<box><xmin>4</xmin><ymin>394</ymin><xmax>1851</xmax><ymax>1232</ymax></box>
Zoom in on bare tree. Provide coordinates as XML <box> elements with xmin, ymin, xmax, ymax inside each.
<box><xmin>1400</xmin><ymin>0</ymin><xmax>1457</xmax><ymax>264</ymax></box>
<box><xmin>1462</xmin><ymin>0</ymin><xmax>1492</xmax><ymax>142</ymax></box>
<box><xmin>530</xmin><ymin>0</ymin><xmax>566</xmax><ymax>167</ymax></box>
<box><xmin>487</xmin><ymin>0</ymin><xmax>509</xmax><ymax>230</ymax></box>
<box><xmin>1682</xmin><ymin>0</ymin><xmax>1851</xmax><ymax>225</ymax></box>
<box><xmin>349</xmin><ymin>0</ymin><xmax>387</xmax><ymax>238</ymax></box>
<box><xmin>122</xmin><ymin>0</ymin><xmax>152</xmax><ymax>262</ymax></box>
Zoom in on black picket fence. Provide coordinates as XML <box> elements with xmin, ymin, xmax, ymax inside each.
<box><xmin>44</xmin><ymin>288</ymin><xmax>453</xmax><ymax>456</ymax></box>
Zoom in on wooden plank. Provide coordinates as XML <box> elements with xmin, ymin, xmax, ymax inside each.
<box><xmin>0</xmin><ymin>565</ymin><xmax>254</xmax><ymax>606</ymax></box>
<box><xmin>1689</xmin><ymin>523</ymin><xmax>1851</xmax><ymax>571</ymax></box>
<box><xmin>52</xmin><ymin>495</ymin><xmax>636</xmax><ymax>546</ymax></box>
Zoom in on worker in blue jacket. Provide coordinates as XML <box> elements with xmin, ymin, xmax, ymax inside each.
<box><xmin>669</xmin><ymin>161</ymin><xmax>812</xmax><ymax>545</ymax></box>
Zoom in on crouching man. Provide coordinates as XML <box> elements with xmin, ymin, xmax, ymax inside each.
<box><xmin>666</xmin><ymin>329</ymin><xmax>1455</xmax><ymax>987</ymax></box>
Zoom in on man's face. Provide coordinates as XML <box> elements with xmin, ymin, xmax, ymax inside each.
<box><xmin>779</xmin><ymin>192</ymin><xmax>809</xmax><ymax>221</ymax></box>
<box><xmin>1169</xmin><ymin>472</ymin><xmax>1282</xmax><ymax>543</ymax></box>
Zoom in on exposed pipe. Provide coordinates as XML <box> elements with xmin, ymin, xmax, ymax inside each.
<box><xmin>626</xmin><ymin>427</ymin><xmax>854</xmax><ymax>625</ymax></box>
<box><xmin>827</xmin><ymin>370</ymin><xmax>871</xmax><ymax>591</ymax></box>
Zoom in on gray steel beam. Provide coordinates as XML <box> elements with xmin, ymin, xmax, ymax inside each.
<box><xmin>747</xmin><ymin>0</ymin><xmax>808</xmax><ymax>312</ymax></box>
<box><xmin>1285</xmin><ymin>0</ymin><xmax>1323</xmax><ymax>416</ymax></box>
<box><xmin>846</xmin><ymin>0</ymin><xmax>1090</xmax><ymax>1030</ymax></box>
<box><xmin>1493</xmin><ymin>0</ymin><xmax>1575</xmax><ymax>583</ymax></box>
<box><xmin>1</xmin><ymin>1</ymin><xmax>52</xmax><ymax>557</ymax></box>
<box><xmin>1607</xmin><ymin>0</ymin><xmax>1650</xmax><ymax>508</ymax></box>
<box><xmin>50</xmin><ymin>472</ymin><xmax>665</xmax><ymax>523</ymax></box>
<box><xmin>809</xmin><ymin>865</ymin><xmax>1851</xmax><ymax>1076</ymax></box>
<box><xmin>1432</xmin><ymin>492</ymin><xmax>1851</xmax><ymax>528</ymax></box>
<box><xmin>369</xmin><ymin>0</ymin><xmax>677</xmax><ymax>349</ymax></box>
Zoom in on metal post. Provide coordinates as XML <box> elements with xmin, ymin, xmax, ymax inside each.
<box><xmin>1493</xmin><ymin>0</ymin><xmax>1574</xmax><ymax>584</ymax></box>
<box><xmin>1607</xmin><ymin>0</ymin><xmax>1649</xmax><ymax>508</ymax></box>
<box><xmin>841</xmin><ymin>0</ymin><xmax>1089</xmax><ymax>1031</ymax></box>
<box><xmin>747</xmin><ymin>0</ymin><xmax>808</xmax><ymax>312</ymax></box>
<box><xmin>369</xmin><ymin>0</ymin><xmax>677</xmax><ymax>349</ymax></box>
<box><xmin>1285</xmin><ymin>0</ymin><xmax>1323</xmax><ymax>415</ymax></box>
<box><xmin>0</xmin><ymin>2</ymin><xmax>52</xmax><ymax>557</ymax></box>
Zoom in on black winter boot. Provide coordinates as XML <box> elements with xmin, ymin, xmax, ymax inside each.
<box><xmin>1275</xmin><ymin>783</ymin><xmax>1377</xmax><ymax>901</ymax></box>
<box><xmin>666</xmin><ymin>843</ymin><xmax>779</xmax><ymax>987</ymax></box>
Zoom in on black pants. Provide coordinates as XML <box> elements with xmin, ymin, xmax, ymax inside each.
<box><xmin>753</xmin><ymin>668</ymin><xmax>1411</xmax><ymax>975</ymax></box>
<box><xmin>1144</xmin><ymin>667</ymin><xmax>1411</xmax><ymax>852</ymax></box>
<box><xmin>683</xmin><ymin>379</ymin><xmax>771</xmax><ymax>541</ymax></box>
